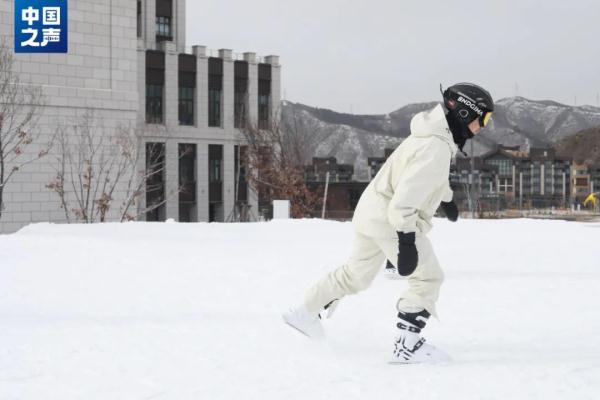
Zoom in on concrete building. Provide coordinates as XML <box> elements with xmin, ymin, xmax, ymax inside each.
<box><xmin>0</xmin><ymin>0</ymin><xmax>280</xmax><ymax>233</ymax></box>
<box><xmin>305</xmin><ymin>157</ymin><xmax>354</xmax><ymax>183</ymax></box>
<box><xmin>451</xmin><ymin>146</ymin><xmax>572</xmax><ymax>211</ymax></box>
<box><xmin>572</xmin><ymin>161</ymin><xmax>592</xmax><ymax>205</ymax></box>
<box><xmin>367</xmin><ymin>148</ymin><xmax>394</xmax><ymax>180</ymax></box>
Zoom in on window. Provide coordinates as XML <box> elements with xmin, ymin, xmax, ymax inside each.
<box><xmin>178</xmin><ymin>54</ymin><xmax>196</xmax><ymax>126</ymax></box>
<box><xmin>179</xmin><ymin>144</ymin><xmax>197</xmax><ymax>222</ymax></box>
<box><xmin>234</xmin><ymin>91</ymin><xmax>247</xmax><ymax>128</ymax></box>
<box><xmin>146</xmin><ymin>142</ymin><xmax>166</xmax><ymax>222</ymax></box>
<box><xmin>146</xmin><ymin>51</ymin><xmax>164</xmax><ymax>124</ymax></box>
<box><xmin>146</xmin><ymin>84</ymin><xmax>163</xmax><ymax>123</ymax></box>
<box><xmin>258</xmin><ymin>63</ymin><xmax>271</xmax><ymax>129</ymax></box>
<box><xmin>234</xmin><ymin>61</ymin><xmax>248</xmax><ymax>129</ymax></box>
<box><xmin>208</xmin><ymin>88</ymin><xmax>221</xmax><ymax>127</ymax></box>
<box><xmin>209</xmin><ymin>158</ymin><xmax>222</xmax><ymax>182</ymax></box>
<box><xmin>498</xmin><ymin>178</ymin><xmax>513</xmax><ymax>193</ymax></box>
<box><xmin>234</xmin><ymin>145</ymin><xmax>248</xmax><ymax>203</ymax></box>
<box><xmin>208</xmin><ymin>58</ymin><xmax>223</xmax><ymax>128</ymax></box>
<box><xmin>155</xmin><ymin>0</ymin><xmax>172</xmax><ymax>40</ymax></box>
<box><xmin>137</xmin><ymin>0</ymin><xmax>142</xmax><ymax>37</ymax></box>
<box><xmin>179</xmin><ymin>86</ymin><xmax>194</xmax><ymax>125</ymax></box>
<box><xmin>485</xmin><ymin>158</ymin><xmax>512</xmax><ymax>175</ymax></box>
<box><xmin>258</xmin><ymin>93</ymin><xmax>269</xmax><ymax>129</ymax></box>
<box><xmin>208</xmin><ymin>144</ymin><xmax>224</xmax><ymax>222</ymax></box>
<box><xmin>156</xmin><ymin>16</ymin><xmax>171</xmax><ymax>38</ymax></box>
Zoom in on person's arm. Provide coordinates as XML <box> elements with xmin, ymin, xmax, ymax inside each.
<box><xmin>440</xmin><ymin>181</ymin><xmax>459</xmax><ymax>222</ymax></box>
<box><xmin>388</xmin><ymin>144</ymin><xmax>450</xmax><ymax>275</ymax></box>
<box><xmin>387</xmin><ymin>145</ymin><xmax>450</xmax><ymax>233</ymax></box>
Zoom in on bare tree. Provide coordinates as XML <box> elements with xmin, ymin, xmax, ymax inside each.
<box><xmin>240</xmin><ymin>113</ymin><xmax>321</xmax><ymax>218</ymax></box>
<box><xmin>280</xmin><ymin>104</ymin><xmax>332</xmax><ymax>166</ymax></box>
<box><xmin>0</xmin><ymin>39</ymin><xmax>47</xmax><ymax>221</ymax></box>
<box><xmin>46</xmin><ymin>111</ymin><xmax>185</xmax><ymax>223</ymax></box>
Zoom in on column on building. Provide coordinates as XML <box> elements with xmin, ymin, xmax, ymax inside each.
<box><xmin>245</xmin><ymin>52</ymin><xmax>259</xmax><ymax>216</ymax></box>
<box><xmin>223</xmin><ymin>144</ymin><xmax>235</xmax><ymax>221</ymax></box>
<box><xmin>220</xmin><ymin>49</ymin><xmax>234</xmax><ymax>131</ymax></box>
<box><xmin>266</xmin><ymin>55</ymin><xmax>281</xmax><ymax>121</ymax></box>
<box><xmin>530</xmin><ymin>164</ymin><xmax>534</xmax><ymax>195</ymax></box>
<box><xmin>246</xmin><ymin>52</ymin><xmax>259</xmax><ymax>124</ymax></box>
<box><xmin>193</xmin><ymin>46</ymin><xmax>208</xmax><ymax>128</ymax></box>
<box><xmin>144</xmin><ymin>0</ymin><xmax>156</xmax><ymax>49</ymax></box>
<box><xmin>551</xmin><ymin>164</ymin><xmax>555</xmax><ymax>195</ymax></box>
<box><xmin>197</xmin><ymin>143</ymin><xmax>209</xmax><ymax>222</ymax></box>
<box><xmin>159</xmin><ymin>41</ymin><xmax>179</xmax><ymax>220</ymax></box>
<box><xmin>137</xmin><ymin>48</ymin><xmax>146</xmax><ymax>125</ymax></box>
<box><xmin>162</xmin><ymin>42</ymin><xmax>178</xmax><ymax>128</ymax></box>
<box><xmin>519</xmin><ymin>171</ymin><xmax>523</xmax><ymax>209</ymax></box>
<box><xmin>512</xmin><ymin>165</ymin><xmax>516</xmax><ymax>200</ymax></box>
<box><xmin>174</xmin><ymin>0</ymin><xmax>186</xmax><ymax>53</ymax></box>
<box><xmin>562</xmin><ymin>172</ymin><xmax>567</xmax><ymax>207</ymax></box>
<box><xmin>540</xmin><ymin>164</ymin><xmax>545</xmax><ymax>196</ymax></box>
<box><xmin>165</xmin><ymin>140</ymin><xmax>179</xmax><ymax>220</ymax></box>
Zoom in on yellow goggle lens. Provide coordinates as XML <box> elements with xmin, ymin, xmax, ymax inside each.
<box><xmin>482</xmin><ymin>112</ymin><xmax>492</xmax><ymax>127</ymax></box>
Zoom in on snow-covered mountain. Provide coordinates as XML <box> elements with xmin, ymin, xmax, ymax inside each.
<box><xmin>282</xmin><ymin>98</ymin><xmax>600</xmax><ymax>180</ymax></box>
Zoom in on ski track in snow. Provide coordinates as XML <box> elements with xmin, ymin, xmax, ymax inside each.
<box><xmin>0</xmin><ymin>218</ymin><xmax>599</xmax><ymax>399</ymax></box>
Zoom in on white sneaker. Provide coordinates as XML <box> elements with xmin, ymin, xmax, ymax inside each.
<box><xmin>282</xmin><ymin>305</ymin><xmax>325</xmax><ymax>339</ymax></box>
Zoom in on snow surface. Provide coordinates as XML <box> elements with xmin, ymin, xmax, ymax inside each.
<box><xmin>1</xmin><ymin>218</ymin><xmax>599</xmax><ymax>399</ymax></box>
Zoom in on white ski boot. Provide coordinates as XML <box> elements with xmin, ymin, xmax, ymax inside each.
<box><xmin>388</xmin><ymin>309</ymin><xmax>451</xmax><ymax>364</ymax></box>
<box><xmin>282</xmin><ymin>304</ymin><xmax>325</xmax><ymax>339</ymax></box>
<box><xmin>282</xmin><ymin>299</ymin><xmax>339</xmax><ymax>339</ymax></box>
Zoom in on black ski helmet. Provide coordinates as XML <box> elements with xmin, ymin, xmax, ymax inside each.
<box><xmin>441</xmin><ymin>82</ymin><xmax>494</xmax><ymax>152</ymax></box>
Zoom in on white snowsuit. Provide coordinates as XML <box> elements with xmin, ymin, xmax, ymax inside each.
<box><xmin>305</xmin><ymin>104</ymin><xmax>458</xmax><ymax>317</ymax></box>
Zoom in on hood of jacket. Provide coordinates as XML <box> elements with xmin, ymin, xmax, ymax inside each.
<box><xmin>409</xmin><ymin>104</ymin><xmax>458</xmax><ymax>157</ymax></box>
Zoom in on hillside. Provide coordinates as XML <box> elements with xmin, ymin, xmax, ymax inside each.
<box><xmin>282</xmin><ymin>98</ymin><xmax>600</xmax><ymax>179</ymax></box>
<box><xmin>554</xmin><ymin>126</ymin><xmax>600</xmax><ymax>163</ymax></box>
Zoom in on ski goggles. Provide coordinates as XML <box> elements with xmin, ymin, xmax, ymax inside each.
<box><xmin>481</xmin><ymin>111</ymin><xmax>492</xmax><ymax>127</ymax></box>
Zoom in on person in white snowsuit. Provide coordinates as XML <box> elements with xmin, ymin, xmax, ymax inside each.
<box><xmin>283</xmin><ymin>83</ymin><xmax>494</xmax><ymax>363</ymax></box>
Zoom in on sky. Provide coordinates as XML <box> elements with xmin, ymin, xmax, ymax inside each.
<box><xmin>187</xmin><ymin>0</ymin><xmax>600</xmax><ymax>114</ymax></box>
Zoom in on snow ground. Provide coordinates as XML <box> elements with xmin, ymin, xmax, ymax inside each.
<box><xmin>0</xmin><ymin>218</ymin><xmax>599</xmax><ymax>400</ymax></box>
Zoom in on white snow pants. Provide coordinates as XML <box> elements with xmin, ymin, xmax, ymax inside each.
<box><xmin>305</xmin><ymin>231</ymin><xmax>444</xmax><ymax>317</ymax></box>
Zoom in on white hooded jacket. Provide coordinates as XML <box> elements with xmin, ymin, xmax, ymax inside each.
<box><xmin>352</xmin><ymin>104</ymin><xmax>458</xmax><ymax>238</ymax></box>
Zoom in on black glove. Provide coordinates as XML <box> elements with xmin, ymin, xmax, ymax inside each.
<box><xmin>396</xmin><ymin>232</ymin><xmax>418</xmax><ymax>276</ymax></box>
<box><xmin>440</xmin><ymin>200</ymin><xmax>459</xmax><ymax>222</ymax></box>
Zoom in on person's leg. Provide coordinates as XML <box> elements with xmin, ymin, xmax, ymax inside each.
<box><xmin>304</xmin><ymin>232</ymin><xmax>386</xmax><ymax>314</ymax></box>
<box><xmin>375</xmin><ymin>235</ymin><xmax>444</xmax><ymax>317</ymax></box>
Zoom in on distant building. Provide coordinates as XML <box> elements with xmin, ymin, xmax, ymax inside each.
<box><xmin>0</xmin><ymin>0</ymin><xmax>281</xmax><ymax>232</ymax></box>
<box><xmin>305</xmin><ymin>157</ymin><xmax>366</xmax><ymax>219</ymax></box>
<box><xmin>305</xmin><ymin>157</ymin><xmax>354</xmax><ymax>183</ymax></box>
<box><xmin>572</xmin><ymin>161</ymin><xmax>592</xmax><ymax>205</ymax></box>
<box><xmin>450</xmin><ymin>157</ymin><xmax>502</xmax><ymax>211</ymax></box>
<box><xmin>589</xmin><ymin>164</ymin><xmax>600</xmax><ymax>195</ymax></box>
<box><xmin>452</xmin><ymin>146</ymin><xmax>573</xmax><ymax>210</ymax></box>
<box><xmin>367</xmin><ymin>148</ymin><xmax>395</xmax><ymax>180</ymax></box>
<box><xmin>519</xmin><ymin>148</ymin><xmax>571</xmax><ymax>208</ymax></box>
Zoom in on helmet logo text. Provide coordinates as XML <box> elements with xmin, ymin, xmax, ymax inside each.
<box><xmin>457</xmin><ymin>96</ymin><xmax>484</xmax><ymax>116</ymax></box>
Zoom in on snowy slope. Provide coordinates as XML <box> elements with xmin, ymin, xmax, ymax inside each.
<box><xmin>1</xmin><ymin>219</ymin><xmax>599</xmax><ymax>399</ymax></box>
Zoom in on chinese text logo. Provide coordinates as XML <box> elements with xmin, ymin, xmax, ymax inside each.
<box><xmin>14</xmin><ymin>0</ymin><xmax>68</xmax><ymax>53</ymax></box>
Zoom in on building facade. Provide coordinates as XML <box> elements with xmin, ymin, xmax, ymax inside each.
<box><xmin>305</xmin><ymin>157</ymin><xmax>354</xmax><ymax>183</ymax></box>
<box><xmin>305</xmin><ymin>157</ymin><xmax>365</xmax><ymax>220</ymax></box>
<box><xmin>0</xmin><ymin>0</ymin><xmax>280</xmax><ymax>233</ymax></box>
<box><xmin>367</xmin><ymin>148</ymin><xmax>394</xmax><ymax>180</ymax></box>
<box><xmin>452</xmin><ymin>146</ymin><xmax>574</xmax><ymax>211</ymax></box>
